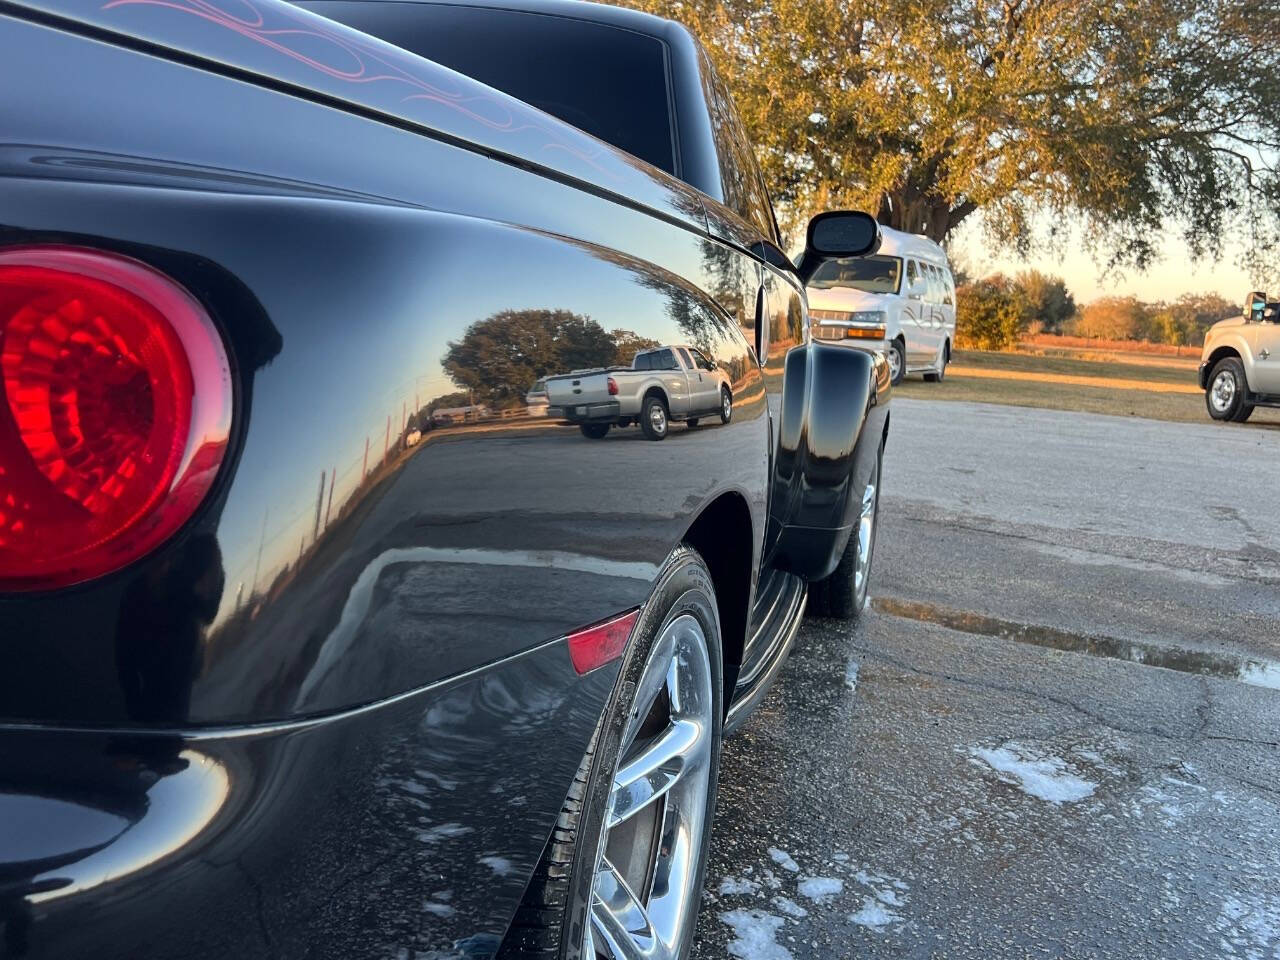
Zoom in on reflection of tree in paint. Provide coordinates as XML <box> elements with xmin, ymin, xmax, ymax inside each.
<box><xmin>609</xmin><ymin>328</ymin><xmax>660</xmax><ymax>365</ymax></box>
<box><xmin>443</xmin><ymin>309</ymin><xmax>619</xmax><ymax>408</ymax></box>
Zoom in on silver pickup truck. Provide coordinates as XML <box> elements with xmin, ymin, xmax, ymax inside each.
<box><xmin>1200</xmin><ymin>292</ymin><xmax>1280</xmax><ymax>422</ymax></box>
<box><xmin>546</xmin><ymin>344</ymin><xmax>733</xmax><ymax>440</ymax></box>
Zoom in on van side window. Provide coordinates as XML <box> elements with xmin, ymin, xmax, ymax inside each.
<box><xmin>926</xmin><ymin>264</ymin><xmax>942</xmax><ymax>303</ymax></box>
<box><xmin>943</xmin><ymin>269</ymin><xmax>955</xmax><ymax>306</ymax></box>
<box><xmin>905</xmin><ymin>260</ymin><xmax>921</xmax><ymax>298</ymax></box>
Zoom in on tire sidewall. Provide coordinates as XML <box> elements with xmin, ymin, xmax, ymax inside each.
<box><xmin>854</xmin><ymin>448</ymin><xmax>883</xmax><ymax>610</ymax></box>
<box><xmin>642</xmin><ymin>396</ymin><xmax>668</xmax><ymax>440</ymax></box>
<box><xmin>560</xmin><ymin>548</ymin><xmax>724</xmax><ymax>959</ymax></box>
<box><xmin>1206</xmin><ymin>358</ymin><xmax>1245</xmax><ymax>421</ymax></box>
<box><xmin>720</xmin><ymin>388</ymin><xmax>732</xmax><ymax>424</ymax></box>
<box><xmin>889</xmin><ymin>340</ymin><xmax>906</xmax><ymax>386</ymax></box>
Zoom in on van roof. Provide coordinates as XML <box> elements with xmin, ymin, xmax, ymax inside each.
<box><xmin>874</xmin><ymin>225</ymin><xmax>949</xmax><ymax>265</ymax></box>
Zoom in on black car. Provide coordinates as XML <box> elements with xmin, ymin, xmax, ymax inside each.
<box><xmin>0</xmin><ymin>0</ymin><xmax>890</xmax><ymax>957</ymax></box>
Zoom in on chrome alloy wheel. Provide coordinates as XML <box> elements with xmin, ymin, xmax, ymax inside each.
<box><xmin>1210</xmin><ymin>370</ymin><xmax>1236</xmax><ymax>413</ymax></box>
<box><xmin>584</xmin><ymin>613</ymin><xmax>714</xmax><ymax>960</ymax></box>
<box><xmin>721</xmin><ymin>391</ymin><xmax>732</xmax><ymax>422</ymax></box>
<box><xmin>853</xmin><ymin>468</ymin><xmax>879</xmax><ymax>606</ymax></box>
<box><xmin>887</xmin><ymin>344</ymin><xmax>903</xmax><ymax>382</ymax></box>
<box><xmin>649</xmin><ymin>403</ymin><xmax>668</xmax><ymax>437</ymax></box>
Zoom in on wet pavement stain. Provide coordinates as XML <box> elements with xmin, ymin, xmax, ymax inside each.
<box><xmin>873</xmin><ymin>596</ymin><xmax>1280</xmax><ymax>692</ymax></box>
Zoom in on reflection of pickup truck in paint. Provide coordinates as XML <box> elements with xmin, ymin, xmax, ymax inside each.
<box><xmin>545</xmin><ymin>344</ymin><xmax>733</xmax><ymax>440</ymax></box>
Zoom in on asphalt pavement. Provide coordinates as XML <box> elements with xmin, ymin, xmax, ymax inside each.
<box><xmin>692</xmin><ymin>398</ymin><xmax>1280</xmax><ymax>960</ymax></box>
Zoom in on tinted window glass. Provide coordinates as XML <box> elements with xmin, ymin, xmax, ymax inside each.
<box><xmin>695</xmin><ymin>45</ymin><xmax>775</xmax><ymax>240</ymax></box>
<box><xmin>905</xmin><ymin>259</ymin><xmax>920</xmax><ymax>296</ymax></box>
<box><xmin>634</xmin><ymin>352</ymin><xmax>653</xmax><ymax>371</ymax></box>
<box><xmin>311</xmin><ymin>2</ymin><xmax>677</xmax><ymax>174</ymax></box>
<box><xmin>655</xmin><ymin>348</ymin><xmax>678</xmax><ymax>370</ymax></box>
<box><xmin>677</xmin><ymin>347</ymin><xmax>693</xmax><ymax>368</ymax></box>
<box><xmin>809</xmin><ymin>255</ymin><xmax>902</xmax><ymax>294</ymax></box>
<box><xmin>943</xmin><ymin>269</ymin><xmax>955</xmax><ymax>306</ymax></box>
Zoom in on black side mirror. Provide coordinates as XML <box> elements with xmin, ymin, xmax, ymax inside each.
<box><xmin>1245</xmin><ymin>291</ymin><xmax>1268</xmax><ymax>321</ymax></box>
<box><xmin>795</xmin><ymin>211</ymin><xmax>881</xmax><ymax>285</ymax></box>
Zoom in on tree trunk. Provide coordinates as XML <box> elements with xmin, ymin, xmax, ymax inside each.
<box><xmin>875</xmin><ymin>189</ymin><xmax>975</xmax><ymax>244</ymax></box>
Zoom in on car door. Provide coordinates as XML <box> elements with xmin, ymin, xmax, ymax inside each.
<box><xmin>655</xmin><ymin>347</ymin><xmax>694</xmax><ymax>414</ymax></box>
<box><xmin>902</xmin><ymin>258</ymin><xmax>933</xmax><ymax>365</ymax></box>
<box><xmin>683</xmin><ymin>347</ymin><xmax>720</xmax><ymax>411</ymax></box>
<box><xmin>1249</xmin><ymin>319</ymin><xmax>1280</xmax><ymax>393</ymax></box>
<box><xmin>941</xmin><ymin>266</ymin><xmax>957</xmax><ymax>343</ymax></box>
<box><xmin>925</xmin><ymin>264</ymin><xmax>946</xmax><ymax>357</ymax></box>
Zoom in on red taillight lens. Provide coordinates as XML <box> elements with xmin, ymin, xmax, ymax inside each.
<box><xmin>0</xmin><ymin>247</ymin><xmax>232</xmax><ymax>590</ymax></box>
<box><xmin>607</xmin><ymin>376</ymin><xmax>619</xmax><ymax>396</ymax></box>
<box><xmin>566</xmin><ymin>608</ymin><xmax>639</xmax><ymax>674</ymax></box>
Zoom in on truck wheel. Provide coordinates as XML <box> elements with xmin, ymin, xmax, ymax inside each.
<box><xmin>641</xmin><ymin>395</ymin><xmax>669</xmax><ymax>440</ymax></box>
<box><xmin>807</xmin><ymin>447</ymin><xmax>881</xmax><ymax>621</ymax></box>
<box><xmin>1206</xmin><ymin>358</ymin><xmax>1249</xmax><ymax>422</ymax></box>
<box><xmin>888</xmin><ymin>339</ymin><xmax>906</xmax><ymax>386</ymax></box>
<box><xmin>718</xmin><ymin>387</ymin><xmax>733</xmax><ymax>424</ymax></box>
<box><xmin>579</xmin><ymin>423</ymin><xmax>610</xmax><ymax>439</ymax></box>
<box><xmin>495</xmin><ymin>546</ymin><xmax>723</xmax><ymax>960</ymax></box>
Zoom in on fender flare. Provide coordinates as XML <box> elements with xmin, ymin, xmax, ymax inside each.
<box><xmin>766</xmin><ymin>342</ymin><xmax>877</xmax><ymax>581</ymax></box>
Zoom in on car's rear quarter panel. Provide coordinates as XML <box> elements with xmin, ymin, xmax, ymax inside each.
<box><xmin>0</xmin><ymin>9</ymin><xmax>769</xmax><ymax>957</ymax></box>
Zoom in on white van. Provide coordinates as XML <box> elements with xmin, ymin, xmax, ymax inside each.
<box><xmin>805</xmin><ymin>225</ymin><xmax>956</xmax><ymax>385</ymax></box>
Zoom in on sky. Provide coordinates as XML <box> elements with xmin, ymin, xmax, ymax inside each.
<box><xmin>947</xmin><ymin>215</ymin><xmax>1252</xmax><ymax>306</ymax></box>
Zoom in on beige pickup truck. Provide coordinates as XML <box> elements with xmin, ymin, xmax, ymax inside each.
<box><xmin>1199</xmin><ymin>292</ymin><xmax>1280</xmax><ymax>422</ymax></box>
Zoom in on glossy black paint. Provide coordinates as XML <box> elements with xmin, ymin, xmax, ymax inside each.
<box><xmin>769</xmin><ymin>344</ymin><xmax>890</xmax><ymax>581</ymax></box>
<box><xmin>0</xmin><ymin>0</ymin><xmax>886</xmax><ymax>956</ymax></box>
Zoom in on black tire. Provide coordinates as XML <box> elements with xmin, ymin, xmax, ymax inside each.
<box><xmin>617</xmin><ymin>417</ymin><xmax>633</xmax><ymax>428</ymax></box>
<box><xmin>640</xmin><ymin>394</ymin><xmax>669</xmax><ymax>440</ymax></box>
<box><xmin>923</xmin><ymin>342</ymin><xmax>947</xmax><ymax>382</ymax></box>
<box><xmin>496</xmin><ymin>547</ymin><xmax>724</xmax><ymax>960</ymax></box>
<box><xmin>686</xmin><ymin>418</ymin><xmax>700</xmax><ymax>428</ymax></box>
<box><xmin>1205</xmin><ymin>357</ymin><xmax>1249</xmax><ymax>422</ymax></box>
<box><xmin>888</xmin><ymin>338</ymin><xmax>907</xmax><ymax>386</ymax></box>
<box><xmin>806</xmin><ymin>446</ymin><xmax>882</xmax><ymax>621</ymax></box>
<box><xmin>718</xmin><ymin>387</ymin><xmax>732</xmax><ymax>424</ymax></box>
<box><xmin>579</xmin><ymin>422</ymin><xmax>610</xmax><ymax>439</ymax></box>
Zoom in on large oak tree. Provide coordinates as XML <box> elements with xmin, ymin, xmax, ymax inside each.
<box><xmin>624</xmin><ymin>0</ymin><xmax>1280</xmax><ymax>276</ymax></box>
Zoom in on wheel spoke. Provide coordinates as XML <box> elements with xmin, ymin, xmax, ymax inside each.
<box><xmin>591</xmin><ymin>859</ymin><xmax>664</xmax><ymax>960</ymax></box>
<box><xmin>609</xmin><ymin>718</ymin><xmax>702</xmax><ymax>827</ymax></box>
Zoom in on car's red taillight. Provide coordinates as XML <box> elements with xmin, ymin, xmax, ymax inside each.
<box><xmin>0</xmin><ymin>246</ymin><xmax>232</xmax><ymax>591</ymax></box>
<box><xmin>607</xmin><ymin>376</ymin><xmax>619</xmax><ymax>396</ymax></box>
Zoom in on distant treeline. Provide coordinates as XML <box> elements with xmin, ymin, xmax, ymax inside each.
<box><xmin>955</xmin><ymin>271</ymin><xmax>1235</xmax><ymax>350</ymax></box>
